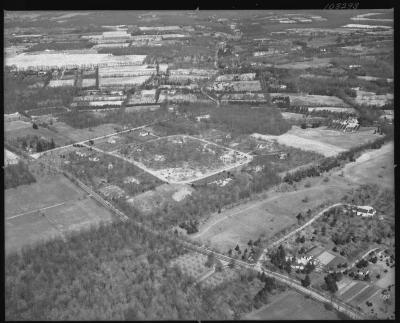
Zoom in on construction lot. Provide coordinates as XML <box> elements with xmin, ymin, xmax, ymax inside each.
<box><xmin>5</xmin><ymin>174</ymin><xmax>114</xmax><ymax>254</ymax></box>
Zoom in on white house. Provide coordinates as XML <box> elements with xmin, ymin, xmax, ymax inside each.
<box><xmin>355</xmin><ymin>206</ymin><xmax>376</xmax><ymax>217</ymax></box>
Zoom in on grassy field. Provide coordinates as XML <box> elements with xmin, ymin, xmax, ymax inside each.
<box><xmin>126</xmin><ymin>183</ymin><xmax>193</xmax><ymax>214</ymax></box>
<box><xmin>50</xmin><ymin>121</ymin><xmax>123</xmax><ymax>142</ymax></box>
<box><xmin>4</xmin><ymin>120</ymin><xmax>32</xmax><ymax>132</ymax></box>
<box><xmin>342</xmin><ymin>142</ymin><xmax>394</xmax><ymax>189</ymax></box>
<box><xmin>253</xmin><ymin>126</ymin><xmax>381</xmax><ymax>157</ymax></box>
<box><xmin>193</xmin><ymin>176</ymin><xmax>349</xmax><ymax>252</ymax></box>
<box><xmin>245</xmin><ymin>289</ymin><xmax>341</xmax><ymax>320</ymax></box>
<box><xmin>5</xmin><ymin>174</ymin><xmax>114</xmax><ymax>254</ymax></box>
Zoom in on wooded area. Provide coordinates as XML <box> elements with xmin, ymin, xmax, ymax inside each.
<box><xmin>5</xmin><ymin>161</ymin><xmax>36</xmax><ymax>189</ymax></box>
<box><xmin>5</xmin><ymin>220</ymin><xmax>276</xmax><ymax>320</ymax></box>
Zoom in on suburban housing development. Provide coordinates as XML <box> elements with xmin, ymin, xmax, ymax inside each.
<box><xmin>4</xmin><ymin>9</ymin><xmax>395</xmax><ymax>321</ymax></box>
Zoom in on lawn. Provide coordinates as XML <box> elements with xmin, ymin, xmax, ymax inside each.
<box><xmin>5</xmin><ymin>174</ymin><xmax>114</xmax><ymax>254</ymax></box>
<box><xmin>126</xmin><ymin>183</ymin><xmax>193</xmax><ymax>215</ymax></box>
<box><xmin>245</xmin><ymin>290</ymin><xmax>341</xmax><ymax>320</ymax></box>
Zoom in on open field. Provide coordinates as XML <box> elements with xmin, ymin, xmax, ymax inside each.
<box><xmin>192</xmin><ymin>177</ymin><xmax>349</xmax><ymax>252</ymax></box>
<box><xmin>252</xmin><ymin>126</ymin><xmax>381</xmax><ymax>157</ymax></box>
<box><xmin>5</xmin><ymin>174</ymin><xmax>114</xmax><ymax>254</ymax></box>
<box><xmin>126</xmin><ymin>183</ymin><xmax>193</xmax><ymax>214</ymax></box>
<box><xmin>275</xmin><ymin>57</ymin><xmax>333</xmax><ymax>70</ymax></box>
<box><xmin>5</xmin><ymin>120</ymin><xmax>32</xmax><ymax>131</ymax></box>
<box><xmin>341</xmin><ymin>142</ymin><xmax>394</xmax><ymax>189</ymax></box>
<box><xmin>6</xmin><ymin>124</ymin><xmax>73</xmax><ymax>147</ymax></box>
<box><xmin>245</xmin><ymin>289</ymin><xmax>341</xmax><ymax>320</ymax></box>
<box><xmin>50</xmin><ymin>121</ymin><xmax>123</xmax><ymax>143</ymax></box>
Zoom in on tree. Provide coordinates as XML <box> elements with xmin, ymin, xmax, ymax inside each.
<box><xmin>205</xmin><ymin>253</ymin><xmax>215</xmax><ymax>268</ymax></box>
<box><xmin>296</xmin><ymin>213</ymin><xmax>303</xmax><ymax>224</ymax></box>
<box><xmin>324</xmin><ymin>274</ymin><xmax>338</xmax><ymax>293</ymax></box>
<box><xmin>301</xmin><ymin>274</ymin><xmax>311</xmax><ymax>287</ymax></box>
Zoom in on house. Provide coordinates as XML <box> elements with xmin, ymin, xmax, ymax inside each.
<box><xmin>279</xmin><ymin>152</ymin><xmax>288</xmax><ymax>160</ymax></box>
<box><xmin>107</xmin><ymin>137</ymin><xmax>117</xmax><ymax>144</ymax></box>
<box><xmin>355</xmin><ymin>206</ymin><xmax>376</xmax><ymax>217</ymax></box>
<box><xmin>75</xmin><ymin>151</ymin><xmax>87</xmax><ymax>158</ymax></box>
<box><xmin>108</xmin><ymin>163</ymin><xmax>113</xmax><ymax>170</ymax></box>
<box><xmin>5</xmin><ymin>149</ymin><xmax>20</xmax><ymax>166</ymax></box>
<box><xmin>195</xmin><ymin>114</ymin><xmax>210</xmax><ymax>122</ymax></box>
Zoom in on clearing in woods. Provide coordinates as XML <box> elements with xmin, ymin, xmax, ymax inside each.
<box><xmin>5</xmin><ymin>174</ymin><xmax>114</xmax><ymax>254</ymax></box>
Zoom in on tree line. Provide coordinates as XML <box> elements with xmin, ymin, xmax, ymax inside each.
<box><xmin>284</xmin><ymin>135</ymin><xmax>390</xmax><ymax>184</ymax></box>
<box><xmin>5</xmin><ymin>161</ymin><xmax>36</xmax><ymax>189</ymax></box>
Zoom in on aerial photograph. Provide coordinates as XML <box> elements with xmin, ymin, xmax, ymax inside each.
<box><xmin>4</xmin><ymin>8</ymin><xmax>395</xmax><ymax>321</ymax></box>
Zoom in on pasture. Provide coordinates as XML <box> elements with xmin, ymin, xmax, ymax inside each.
<box><xmin>5</xmin><ymin>174</ymin><xmax>114</xmax><ymax>254</ymax></box>
<box><xmin>245</xmin><ymin>289</ymin><xmax>341</xmax><ymax>320</ymax></box>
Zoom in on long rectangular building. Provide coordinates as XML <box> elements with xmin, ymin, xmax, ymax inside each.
<box><xmin>6</xmin><ymin>51</ymin><xmax>147</xmax><ymax>71</ymax></box>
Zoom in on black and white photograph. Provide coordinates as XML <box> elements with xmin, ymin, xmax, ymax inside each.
<box><xmin>3</xmin><ymin>2</ymin><xmax>396</xmax><ymax>320</ymax></box>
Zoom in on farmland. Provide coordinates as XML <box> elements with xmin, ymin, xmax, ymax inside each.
<box><xmin>5</xmin><ymin>174</ymin><xmax>114</xmax><ymax>254</ymax></box>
